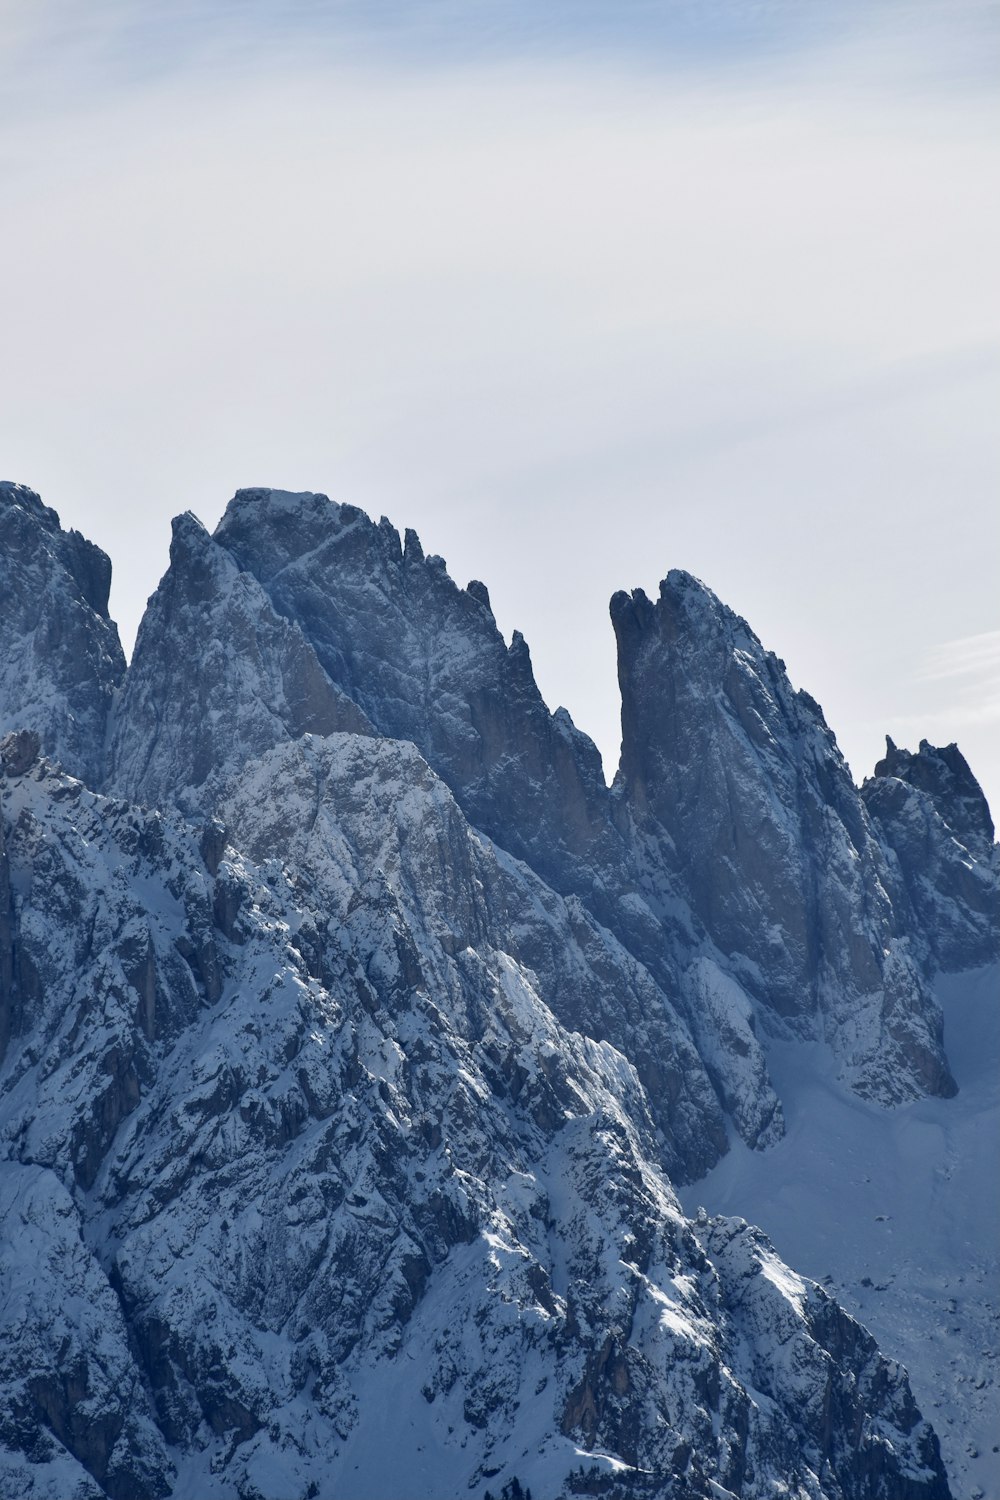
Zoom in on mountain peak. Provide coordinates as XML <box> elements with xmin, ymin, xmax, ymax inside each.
<box><xmin>612</xmin><ymin>562</ymin><xmax>955</xmax><ymax>1105</ymax></box>
<box><xmin>873</xmin><ymin>735</ymin><xmax>995</xmax><ymax>852</ymax></box>
<box><xmin>0</xmin><ymin>484</ymin><xmax>124</xmax><ymax>782</ymax></box>
<box><xmin>109</xmin><ymin>508</ymin><xmax>371</xmax><ymax>811</ymax></box>
<box><xmin>0</xmin><ymin>479</ymin><xmax>60</xmax><ymax>529</ymax></box>
<box><xmin>863</xmin><ymin>735</ymin><xmax>999</xmax><ymax>972</ymax></box>
<box><xmin>220</xmin><ymin>486</ymin><xmax>336</xmax><ymax>535</ymax></box>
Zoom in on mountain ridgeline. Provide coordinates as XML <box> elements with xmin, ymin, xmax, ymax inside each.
<box><xmin>0</xmin><ymin>479</ymin><xmax>996</xmax><ymax>1500</ymax></box>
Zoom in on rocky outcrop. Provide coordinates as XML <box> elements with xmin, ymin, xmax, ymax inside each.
<box><xmin>871</xmin><ymin>738</ymin><xmax>994</xmax><ymax>857</ymax></box>
<box><xmin>210</xmin><ymin>488</ymin><xmax>617</xmax><ymax>896</ymax></box>
<box><xmin>103</xmin><ymin>493</ymin><xmax>979</xmax><ymax>1131</ymax></box>
<box><xmin>863</xmin><ymin>738</ymin><xmax>999</xmax><ymax>973</ymax></box>
<box><xmin>109</xmin><ymin>510</ymin><xmax>372</xmax><ymax>814</ymax></box>
<box><xmin>107</xmin><ymin>493</ymin><xmax>743</xmax><ymax>1167</ymax></box>
<box><xmin>0</xmin><ymin>765</ymin><xmax>15</xmax><ymax>1068</ymax></box>
<box><xmin>0</xmin><ymin>764</ymin><xmax>218</xmax><ymax>1191</ymax></box>
<box><xmin>610</xmin><ymin>573</ymin><xmax>956</xmax><ymax>1105</ymax></box>
<box><xmin>0</xmin><ymin>1165</ymin><xmax>170</xmax><ymax>1500</ymax></box>
<box><xmin>0</xmin><ymin>483</ymin><xmax>125</xmax><ymax>785</ymax></box>
<box><xmin>216</xmin><ymin>733</ymin><xmax>727</xmax><ymax>1181</ymax></box>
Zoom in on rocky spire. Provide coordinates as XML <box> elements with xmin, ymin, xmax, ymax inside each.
<box><xmin>863</xmin><ymin>738</ymin><xmax>999</xmax><ymax>972</ymax></box>
<box><xmin>610</xmin><ymin>570</ymin><xmax>956</xmax><ymax>1103</ymax></box>
<box><xmin>0</xmin><ymin>482</ymin><xmax>125</xmax><ymax>785</ymax></box>
<box><xmin>108</xmin><ymin>509</ymin><xmax>371</xmax><ymax>813</ymax></box>
<box><xmin>110</xmin><ymin>492</ymin><xmax>730</xmax><ymax>1170</ymax></box>
<box><xmin>873</xmin><ymin>737</ymin><xmax>995</xmax><ymax>855</ymax></box>
<box><xmin>210</xmin><ymin>488</ymin><xmax>613</xmax><ymax>892</ymax></box>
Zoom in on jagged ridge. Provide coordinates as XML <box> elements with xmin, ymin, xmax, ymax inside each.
<box><xmin>2</xmin><ymin>481</ymin><xmax>996</xmax><ymax>1499</ymax></box>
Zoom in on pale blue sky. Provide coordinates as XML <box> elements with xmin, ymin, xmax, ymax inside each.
<box><xmin>2</xmin><ymin>1</ymin><xmax>998</xmax><ymax>811</ymax></box>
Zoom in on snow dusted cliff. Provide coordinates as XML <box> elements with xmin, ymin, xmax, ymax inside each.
<box><xmin>0</xmin><ymin>483</ymin><xmax>125</xmax><ymax>785</ymax></box>
<box><xmin>1</xmin><ymin>481</ymin><xmax>996</xmax><ymax>1499</ymax></box>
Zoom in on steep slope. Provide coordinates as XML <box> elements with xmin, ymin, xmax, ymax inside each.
<box><xmin>216</xmin><ymin>734</ymin><xmax>727</xmax><ymax>1183</ymax></box>
<box><xmin>202</xmin><ymin>493</ymin><xmax>720</xmax><ymax>1050</ymax></box>
<box><xmin>610</xmin><ymin>574</ymin><xmax>955</xmax><ymax>1107</ymax></box>
<box><xmin>211</xmin><ymin>488</ymin><xmax>616</xmax><ymax>899</ymax></box>
<box><xmin>0</xmin><ymin>740</ymin><xmax>951</xmax><ymax>1500</ymax></box>
<box><xmin>869</xmin><ymin>738</ymin><xmax>995</xmax><ymax>859</ymax></box>
<box><xmin>0</xmin><ymin>483</ymin><xmax>125</xmax><ymax>784</ymax></box>
<box><xmin>681</xmin><ymin>963</ymin><xmax>1000</xmax><ymax>1500</ymax></box>
<box><xmin>109</xmin><ymin>493</ymin><xmax>748</xmax><ymax>1172</ymax></box>
<box><xmin>109</xmin><ymin>511</ymin><xmax>373</xmax><ymax>815</ymax></box>
<box><xmin>107</xmin><ymin>490</ymin><xmax>972</xmax><ymax>1153</ymax></box>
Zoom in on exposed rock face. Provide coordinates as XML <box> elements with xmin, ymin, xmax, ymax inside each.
<box><xmin>0</xmin><ymin>752</ymin><xmax>950</xmax><ymax>1500</ymax></box>
<box><xmin>109</xmin><ymin>511</ymin><xmax>372</xmax><ymax>814</ymax></box>
<box><xmin>211</xmin><ymin>489</ymin><xmax>618</xmax><ymax>895</ymax></box>
<box><xmin>108</xmin><ymin>491</ymin><xmax>938</xmax><ymax>1149</ymax></box>
<box><xmin>610</xmin><ymin>574</ymin><xmax>956</xmax><ymax>1105</ymax></box>
<box><xmin>1</xmin><ymin>729</ymin><xmax>41</xmax><ymax>779</ymax></box>
<box><xmin>0</xmin><ymin>768</ymin><xmax>16</xmax><ymax>1067</ymax></box>
<box><xmin>863</xmin><ymin>738</ymin><xmax>1000</xmax><ymax>973</ymax></box>
<box><xmin>109</xmin><ymin>493</ymin><xmax>750</xmax><ymax>1165</ymax></box>
<box><xmin>216</xmin><ymin>734</ymin><xmax>727</xmax><ymax>1182</ymax></box>
<box><xmin>872</xmin><ymin>737</ymin><xmax>995</xmax><ymax>857</ymax></box>
<box><xmin>0</xmin><ymin>483</ymin><xmax>125</xmax><ymax>785</ymax></box>
<box><xmin>0</xmin><ymin>1165</ymin><xmax>170</xmax><ymax>1500</ymax></box>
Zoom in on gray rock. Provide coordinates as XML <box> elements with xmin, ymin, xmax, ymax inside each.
<box><xmin>0</xmin><ymin>1163</ymin><xmax>171</xmax><ymax>1499</ymax></box>
<box><xmin>107</xmin><ymin>493</ymin><xmax>738</xmax><ymax>1169</ymax></box>
<box><xmin>217</xmin><ymin>733</ymin><xmax>728</xmax><ymax>1182</ymax></box>
<box><xmin>107</xmin><ymin>493</ymin><xmax>974</xmax><ymax>1137</ymax></box>
<box><xmin>863</xmin><ymin>737</ymin><xmax>999</xmax><ymax>973</ymax></box>
<box><xmin>108</xmin><ymin>510</ymin><xmax>372</xmax><ymax>814</ymax></box>
<box><xmin>0</xmin><ymin>483</ymin><xmax>125</xmax><ymax>785</ymax></box>
<box><xmin>3</xmin><ymin>483</ymin><xmax>987</xmax><ymax>1497</ymax></box>
<box><xmin>0</xmin><ymin>798</ymin><xmax>15</xmax><ymax>1066</ymax></box>
<box><xmin>610</xmin><ymin>572</ymin><xmax>956</xmax><ymax>1104</ymax></box>
<box><xmin>873</xmin><ymin>737</ymin><xmax>995</xmax><ymax>856</ymax></box>
<box><xmin>211</xmin><ymin>489</ymin><xmax>616</xmax><ymax>897</ymax></box>
<box><xmin>1</xmin><ymin>729</ymin><xmax>41</xmax><ymax>778</ymax></box>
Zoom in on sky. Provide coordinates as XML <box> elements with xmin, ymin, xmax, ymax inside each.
<box><xmin>2</xmin><ymin>0</ymin><xmax>998</xmax><ymax>814</ymax></box>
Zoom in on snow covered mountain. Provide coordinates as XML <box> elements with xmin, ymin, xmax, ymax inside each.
<box><xmin>1</xmin><ymin>481</ymin><xmax>996</xmax><ymax>1500</ymax></box>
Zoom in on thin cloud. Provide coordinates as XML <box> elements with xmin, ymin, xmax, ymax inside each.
<box><xmin>918</xmin><ymin>629</ymin><xmax>1000</xmax><ymax>684</ymax></box>
<box><xmin>888</xmin><ymin>701</ymin><xmax>1000</xmax><ymax>736</ymax></box>
<box><xmin>884</xmin><ymin>631</ymin><xmax>1000</xmax><ymax>765</ymax></box>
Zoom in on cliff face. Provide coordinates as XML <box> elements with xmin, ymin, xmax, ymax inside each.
<box><xmin>0</xmin><ymin>483</ymin><xmax>125</xmax><ymax>785</ymax></box>
<box><xmin>3</xmin><ymin>481</ymin><xmax>995</xmax><ymax>1500</ymax></box>
<box><xmin>108</xmin><ymin>511</ymin><xmax>373</xmax><ymax>816</ymax></box>
<box><xmin>108</xmin><ymin>491</ymin><xmax>972</xmax><ymax>1146</ymax></box>
<box><xmin>870</xmin><ymin>736</ymin><xmax>995</xmax><ymax>858</ymax></box>
<box><xmin>213</xmin><ymin>489</ymin><xmax>616</xmax><ymax>893</ymax></box>
<box><xmin>610</xmin><ymin>574</ymin><xmax>958</xmax><ymax>1105</ymax></box>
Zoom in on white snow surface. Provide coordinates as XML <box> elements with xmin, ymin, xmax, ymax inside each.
<box><xmin>681</xmin><ymin>963</ymin><xmax>1000</xmax><ymax>1500</ymax></box>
